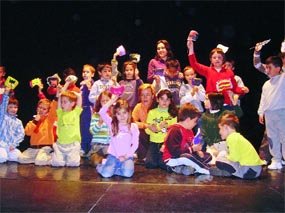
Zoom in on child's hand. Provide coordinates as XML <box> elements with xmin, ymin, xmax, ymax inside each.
<box><xmin>255</xmin><ymin>42</ymin><xmax>263</xmax><ymax>52</ymax></box>
<box><xmin>259</xmin><ymin>115</ymin><xmax>264</xmax><ymax>125</ymax></box>
<box><xmin>242</xmin><ymin>86</ymin><xmax>249</xmax><ymax>94</ymax></box>
<box><xmin>34</xmin><ymin>114</ymin><xmax>41</xmax><ymax>121</ymax></box>
<box><xmin>196</xmin><ymin>150</ymin><xmax>204</xmax><ymax>158</ymax></box>
<box><xmin>149</xmin><ymin>123</ymin><xmax>159</xmax><ymax>133</ymax></box>
<box><xmin>192</xmin><ymin>143</ymin><xmax>202</xmax><ymax>152</ymax></box>
<box><xmin>159</xmin><ymin>121</ymin><xmax>168</xmax><ymax>129</ymax></box>
<box><xmin>118</xmin><ymin>155</ymin><xmax>127</xmax><ymax>162</ymax></box>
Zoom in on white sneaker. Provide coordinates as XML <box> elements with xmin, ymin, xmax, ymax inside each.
<box><xmin>268</xmin><ymin>161</ymin><xmax>282</xmax><ymax>170</ymax></box>
<box><xmin>282</xmin><ymin>160</ymin><xmax>285</xmax><ymax>166</ymax></box>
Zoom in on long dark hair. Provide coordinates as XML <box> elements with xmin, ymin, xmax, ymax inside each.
<box><xmin>154</xmin><ymin>40</ymin><xmax>174</xmax><ymax>61</ymax></box>
<box><xmin>154</xmin><ymin>89</ymin><xmax>178</xmax><ymax>118</ymax></box>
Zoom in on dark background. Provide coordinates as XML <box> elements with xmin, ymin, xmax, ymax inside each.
<box><xmin>1</xmin><ymin>0</ymin><xmax>284</xmax><ymax>150</ymax></box>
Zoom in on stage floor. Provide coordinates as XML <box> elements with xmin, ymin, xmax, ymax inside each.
<box><xmin>0</xmin><ymin>160</ymin><xmax>284</xmax><ymax>212</ymax></box>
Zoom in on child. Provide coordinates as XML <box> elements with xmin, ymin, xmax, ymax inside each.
<box><xmin>210</xmin><ymin>113</ymin><xmax>266</xmax><ymax>179</ymax></box>
<box><xmin>80</xmin><ymin>64</ymin><xmax>95</xmax><ymax>156</ymax></box>
<box><xmin>51</xmin><ymin>81</ymin><xmax>82</xmax><ymax>167</ymax></box>
<box><xmin>89</xmin><ymin>91</ymin><xmax>112</xmax><ymax>167</ymax></box>
<box><xmin>88</xmin><ymin>63</ymin><xmax>118</xmax><ymax>104</ymax></box>
<box><xmin>179</xmin><ymin>66</ymin><xmax>206</xmax><ymax>112</ymax></box>
<box><xmin>0</xmin><ymin>88</ymin><xmax>24</xmax><ymax>163</ymax></box>
<box><xmin>132</xmin><ymin>83</ymin><xmax>156</xmax><ymax>163</ymax></box>
<box><xmin>0</xmin><ymin>66</ymin><xmax>6</xmax><ymax>104</ymax></box>
<box><xmin>145</xmin><ymin>89</ymin><xmax>178</xmax><ymax>169</ymax></box>
<box><xmin>187</xmin><ymin>38</ymin><xmax>249</xmax><ymax>106</ymax></box>
<box><xmin>201</xmin><ymin>93</ymin><xmax>243</xmax><ymax>164</ymax></box>
<box><xmin>147</xmin><ymin>40</ymin><xmax>180</xmax><ymax>83</ymax></box>
<box><xmin>152</xmin><ymin>59</ymin><xmax>183</xmax><ymax>106</ymax></box>
<box><xmin>96</xmin><ymin>95</ymin><xmax>139</xmax><ymax>178</ymax></box>
<box><xmin>258</xmin><ymin>56</ymin><xmax>285</xmax><ymax>170</ymax></box>
<box><xmin>163</xmin><ymin>103</ymin><xmax>212</xmax><ymax>175</ymax></box>
<box><xmin>19</xmin><ymin>98</ymin><xmax>57</xmax><ymax>165</ymax></box>
<box><xmin>119</xmin><ymin>61</ymin><xmax>143</xmax><ymax>109</ymax></box>
<box><xmin>62</xmin><ymin>67</ymin><xmax>80</xmax><ymax>93</ymax></box>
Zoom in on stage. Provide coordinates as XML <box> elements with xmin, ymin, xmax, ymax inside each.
<box><xmin>0</xmin><ymin>160</ymin><xmax>284</xmax><ymax>212</ymax></box>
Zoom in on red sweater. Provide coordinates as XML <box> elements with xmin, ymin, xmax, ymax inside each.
<box><xmin>189</xmin><ymin>54</ymin><xmax>244</xmax><ymax>105</ymax></box>
<box><xmin>163</xmin><ymin>124</ymin><xmax>194</xmax><ymax>162</ymax></box>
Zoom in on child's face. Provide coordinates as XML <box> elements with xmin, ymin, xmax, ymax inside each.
<box><xmin>140</xmin><ymin>88</ymin><xmax>153</xmax><ymax>107</ymax></box>
<box><xmin>125</xmin><ymin>64</ymin><xmax>135</xmax><ymax>80</ymax></box>
<box><xmin>116</xmin><ymin>108</ymin><xmax>129</xmax><ymax>124</ymax></box>
<box><xmin>224</xmin><ymin>62</ymin><xmax>234</xmax><ymax>70</ymax></box>
<box><xmin>157</xmin><ymin>94</ymin><xmax>171</xmax><ymax>109</ymax></box>
<box><xmin>218</xmin><ymin>124</ymin><xmax>231</xmax><ymax>140</ymax></box>
<box><xmin>184</xmin><ymin>68</ymin><xmax>196</xmax><ymax>83</ymax></box>
<box><xmin>82</xmin><ymin>68</ymin><xmax>94</xmax><ymax>80</ymax></box>
<box><xmin>99</xmin><ymin>67</ymin><xmax>112</xmax><ymax>80</ymax></box>
<box><xmin>166</xmin><ymin>67</ymin><xmax>179</xmax><ymax>78</ymax></box>
<box><xmin>211</xmin><ymin>52</ymin><xmax>224</xmax><ymax>69</ymax></box>
<box><xmin>7</xmin><ymin>104</ymin><xmax>18</xmax><ymax>116</ymax></box>
<box><xmin>100</xmin><ymin>94</ymin><xmax>111</xmax><ymax>106</ymax></box>
<box><xmin>61</xmin><ymin>96</ymin><xmax>76</xmax><ymax>112</ymax></box>
<box><xmin>204</xmin><ymin>95</ymin><xmax>211</xmax><ymax>109</ymax></box>
<box><xmin>265</xmin><ymin>63</ymin><xmax>281</xmax><ymax>78</ymax></box>
<box><xmin>37</xmin><ymin>103</ymin><xmax>50</xmax><ymax>117</ymax></box>
<box><xmin>49</xmin><ymin>79</ymin><xmax>59</xmax><ymax>87</ymax></box>
<box><xmin>185</xmin><ymin>117</ymin><xmax>199</xmax><ymax>130</ymax></box>
<box><xmin>157</xmin><ymin>43</ymin><xmax>167</xmax><ymax>59</ymax></box>
<box><xmin>0</xmin><ymin>67</ymin><xmax>5</xmax><ymax>78</ymax></box>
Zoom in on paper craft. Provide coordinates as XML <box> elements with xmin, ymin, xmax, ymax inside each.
<box><xmin>46</xmin><ymin>73</ymin><xmax>61</xmax><ymax>86</ymax></box>
<box><xmin>116</xmin><ymin>45</ymin><xmax>126</xmax><ymax>57</ymax></box>
<box><xmin>129</xmin><ymin>53</ymin><xmax>141</xmax><ymax>63</ymax></box>
<box><xmin>4</xmin><ymin>76</ymin><xmax>19</xmax><ymax>90</ymax></box>
<box><xmin>29</xmin><ymin>78</ymin><xmax>42</xmax><ymax>88</ymax></box>
<box><xmin>187</xmin><ymin>30</ymin><xmax>199</xmax><ymax>41</ymax></box>
<box><xmin>192</xmin><ymin>78</ymin><xmax>202</xmax><ymax>86</ymax></box>
<box><xmin>193</xmin><ymin>128</ymin><xmax>202</xmax><ymax>145</ymax></box>
<box><xmin>217</xmin><ymin>44</ymin><xmax>229</xmax><ymax>53</ymax></box>
<box><xmin>154</xmin><ymin>68</ymin><xmax>164</xmax><ymax>77</ymax></box>
<box><xmin>65</xmin><ymin>75</ymin><xmax>78</xmax><ymax>83</ymax></box>
<box><xmin>109</xmin><ymin>85</ymin><xmax>125</xmax><ymax>96</ymax></box>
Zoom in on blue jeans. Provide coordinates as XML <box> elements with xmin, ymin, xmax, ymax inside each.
<box><xmin>96</xmin><ymin>154</ymin><xmax>134</xmax><ymax>178</ymax></box>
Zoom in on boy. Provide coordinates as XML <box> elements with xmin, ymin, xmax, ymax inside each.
<box><xmin>88</xmin><ymin>63</ymin><xmax>118</xmax><ymax>104</ymax></box>
<box><xmin>210</xmin><ymin>113</ymin><xmax>265</xmax><ymax>179</ymax></box>
<box><xmin>152</xmin><ymin>58</ymin><xmax>183</xmax><ymax>106</ymax></box>
<box><xmin>51</xmin><ymin>80</ymin><xmax>82</xmax><ymax>167</ymax></box>
<box><xmin>0</xmin><ymin>87</ymin><xmax>24</xmax><ymax>163</ymax></box>
<box><xmin>258</xmin><ymin>56</ymin><xmax>285</xmax><ymax>170</ymax></box>
<box><xmin>163</xmin><ymin>103</ymin><xmax>212</xmax><ymax>175</ymax></box>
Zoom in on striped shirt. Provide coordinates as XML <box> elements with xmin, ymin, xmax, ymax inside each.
<box><xmin>89</xmin><ymin>113</ymin><xmax>110</xmax><ymax>145</ymax></box>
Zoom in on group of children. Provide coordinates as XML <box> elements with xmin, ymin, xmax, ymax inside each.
<box><xmin>0</xmin><ymin>34</ymin><xmax>284</xmax><ymax>180</ymax></box>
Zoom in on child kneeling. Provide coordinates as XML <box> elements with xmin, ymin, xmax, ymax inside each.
<box><xmin>211</xmin><ymin>113</ymin><xmax>266</xmax><ymax>179</ymax></box>
<box><xmin>163</xmin><ymin>103</ymin><xmax>212</xmax><ymax>175</ymax></box>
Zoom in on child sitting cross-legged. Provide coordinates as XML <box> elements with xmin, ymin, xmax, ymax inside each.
<box><xmin>163</xmin><ymin>103</ymin><xmax>212</xmax><ymax>175</ymax></box>
<box><xmin>210</xmin><ymin>113</ymin><xmax>266</xmax><ymax>179</ymax></box>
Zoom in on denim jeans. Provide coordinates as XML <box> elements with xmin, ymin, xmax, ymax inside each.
<box><xmin>96</xmin><ymin>154</ymin><xmax>134</xmax><ymax>178</ymax></box>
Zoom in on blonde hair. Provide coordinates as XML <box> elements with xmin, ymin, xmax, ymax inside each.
<box><xmin>61</xmin><ymin>91</ymin><xmax>77</xmax><ymax>103</ymax></box>
<box><xmin>37</xmin><ymin>99</ymin><xmax>51</xmax><ymax>110</ymax></box>
<box><xmin>83</xmin><ymin>64</ymin><xmax>96</xmax><ymax>74</ymax></box>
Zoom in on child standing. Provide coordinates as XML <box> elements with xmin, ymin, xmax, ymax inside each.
<box><xmin>119</xmin><ymin>61</ymin><xmax>143</xmax><ymax>109</ymax></box>
<box><xmin>132</xmin><ymin>84</ymin><xmax>156</xmax><ymax>163</ymax></box>
<box><xmin>258</xmin><ymin>56</ymin><xmax>285</xmax><ymax>170</ymax></box>
<box><xmin>51</xmin><ymin>81</ymin><xmax>82</xmax><ymax>167</ymax></box>
<box><xmin>152</xmin><ymin>59</ymin><xmax>183</xmax><ymax>107</ymax></box>
<box><xmin>80</xmin><ymin>64</ymin><xmax>95</xmax><ymax>156</ymax></box>
<box><xmin>96</xmin><ymin>95</ymin><xmax>139</xmax><ymax>178</ymax></box>
<box><xmin>187</xmin><ymin>38</ymin><xmax>249</xmax><ymax>106</ymax></box>
<box><xmin>163</xmin><ymin>103</ymin><xmax>212</xmax><ymax>175</ymax></box>
<box><xmin>89</xmin><ymin>91</ymin><xmax>112</xmax><ymax>167</ymax></box>
<box><xmin>179</xmin><ymin>66</ymin><xmax>205</xmax><ymax>112</ymax></box>
<box><xmin>0</xmin><ymin>88</ymin><xmax>24</xmax><ymax>163</ymax></box>
<box><xmin>145</xmin><ymin>89</ymin><xmax>177</xmax><ymax>169</ymax></box>
<box><xmin>89</xmin><ymin>63</ymin><xmax>118</xmax><ymax>105</ymax></box>
<box><xmin>19</xmin><ymin>99</ymin><xmax>57</xmax><ymax>165</ymax></box>
<box><xmin>210</xmin><ymin>113</ymin><xmax>266</xmax><ymax>179</ymax></box>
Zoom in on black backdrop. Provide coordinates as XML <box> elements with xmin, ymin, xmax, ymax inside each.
<box><xmin>1</xmin><ymin>0</ymin><xmax>284</xmax><ymax>150</ymax></box>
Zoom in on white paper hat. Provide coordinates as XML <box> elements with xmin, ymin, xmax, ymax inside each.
<box><xmin>116</xmin><ymin>45</ymin><xmax>126</xmax><ymax>56</ymax></box>
<box><xmin>217</xmin><ymin>44</ymin><xmax>229</xmax><ymax>53</ymax></box>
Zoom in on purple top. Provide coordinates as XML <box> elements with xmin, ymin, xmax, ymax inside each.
<box><xmin>99</xmin><ymin>104</ymin><xmax>139</xmax><ymax>158</ymax></box>
<box><xmin>147</xmin><ymin>58</ymin><xmax>167</xmax><ymax>83</ymax></box>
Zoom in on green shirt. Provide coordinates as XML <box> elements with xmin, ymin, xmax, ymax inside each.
<box><xmin>57</xmin><ymin>106</ymin><xmax>82</xmax><ymax>144</ymax></box>
<box><xmin>226</xmin><ymin>132</ymin><xmax>265</xmax><ymax>166</ymax></box>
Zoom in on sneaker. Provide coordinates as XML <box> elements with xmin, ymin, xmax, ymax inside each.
<box><xmin>171</xmin><ymin>165</ymin><xmax>184</xmax><ymax>174</ymax></box>
<box><xmin>268</xmin><ymin>161</ymin><xmax>282</xmax><ymax>170</ymax></box>
<box><xmin>210</xmin><ymin>167</ymin><xmax>232</xmax><ymax>177</ymax></box>
<box><xmin>282</xmin><ymin>160</ymin><xmax>285</xmax><ymax>166</ymax></box>
<box><xmin>181</xmin><ymin>166</ymin><xmax>195</xmax><ymax>176</ymax></box>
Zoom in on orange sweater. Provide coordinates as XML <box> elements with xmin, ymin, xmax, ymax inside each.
<box><xmin>25</xmin><ymin>101</ymin><xmax>57</xmax><ymax>146</ymax></box>
<box><xmin>132</xmin><ymin>103</ymin><xmax>149</xmax><ymax>129</ymax></box>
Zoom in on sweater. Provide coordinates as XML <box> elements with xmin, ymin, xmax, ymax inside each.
<box><xmin>132</xmin><ymin>103</ymin><xmax>149</xmax><ymax>129</ymax></box>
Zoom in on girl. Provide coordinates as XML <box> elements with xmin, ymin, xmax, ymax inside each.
<box><xmin>147</xmin><ymin>40</ymin><xmax>181</xmax><ymax>83</ymax></box>
<box><xmin>145</xmin><ymin>89</ymin><xmax>178</xmax><ymax>169</ymax></box>
<box><xmin>119</xmin><ymin>61</ymin><xmax>143</xmax><ymax>109</ymax></box>
<box><xmin>179</xmin><ymin>66</ymin><xmax>206</xmax><ymax>112</ymax></box>
<box><xmin>187</xmin><ymin>38</ymin><xmax>249</xmax><ymax>106</ymax></box>
<box><xmin>89</xmin><ymin>91</ymin><xmax>112</xmax><ymax>167</ymax></box>
<box><xmin>96</xmin><ymin>95</ymin><xmax>139</xmax><ymax>178</ymax></box>
<box><xmin>132</xmin><ymin>84</ymin><xmax>156</xmax><ymax>163</ymax></box>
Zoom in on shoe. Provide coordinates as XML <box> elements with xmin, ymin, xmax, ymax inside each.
<box><xmin>282</xmin><ymin>160</ymin><xmax>285</xmax><ymax>166</ymax></box>
<box><xmin>268</xmin><ymin>161</ymin><xmax>282</xmax><ymax>170</ymax></box>
<box><xmin>171</xmin><ymin>165</ymin><xmax>183</xmax><ymax>174</ymax></box>
<box><xmin>181</xmin><ymin>166</ymin><xmax>195</xmax><ymax>176</ymax></box>
<box><xmin>210</xmin><ymin>167</ymin><xmax>232</xmax><ymax>177</ymax></box>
